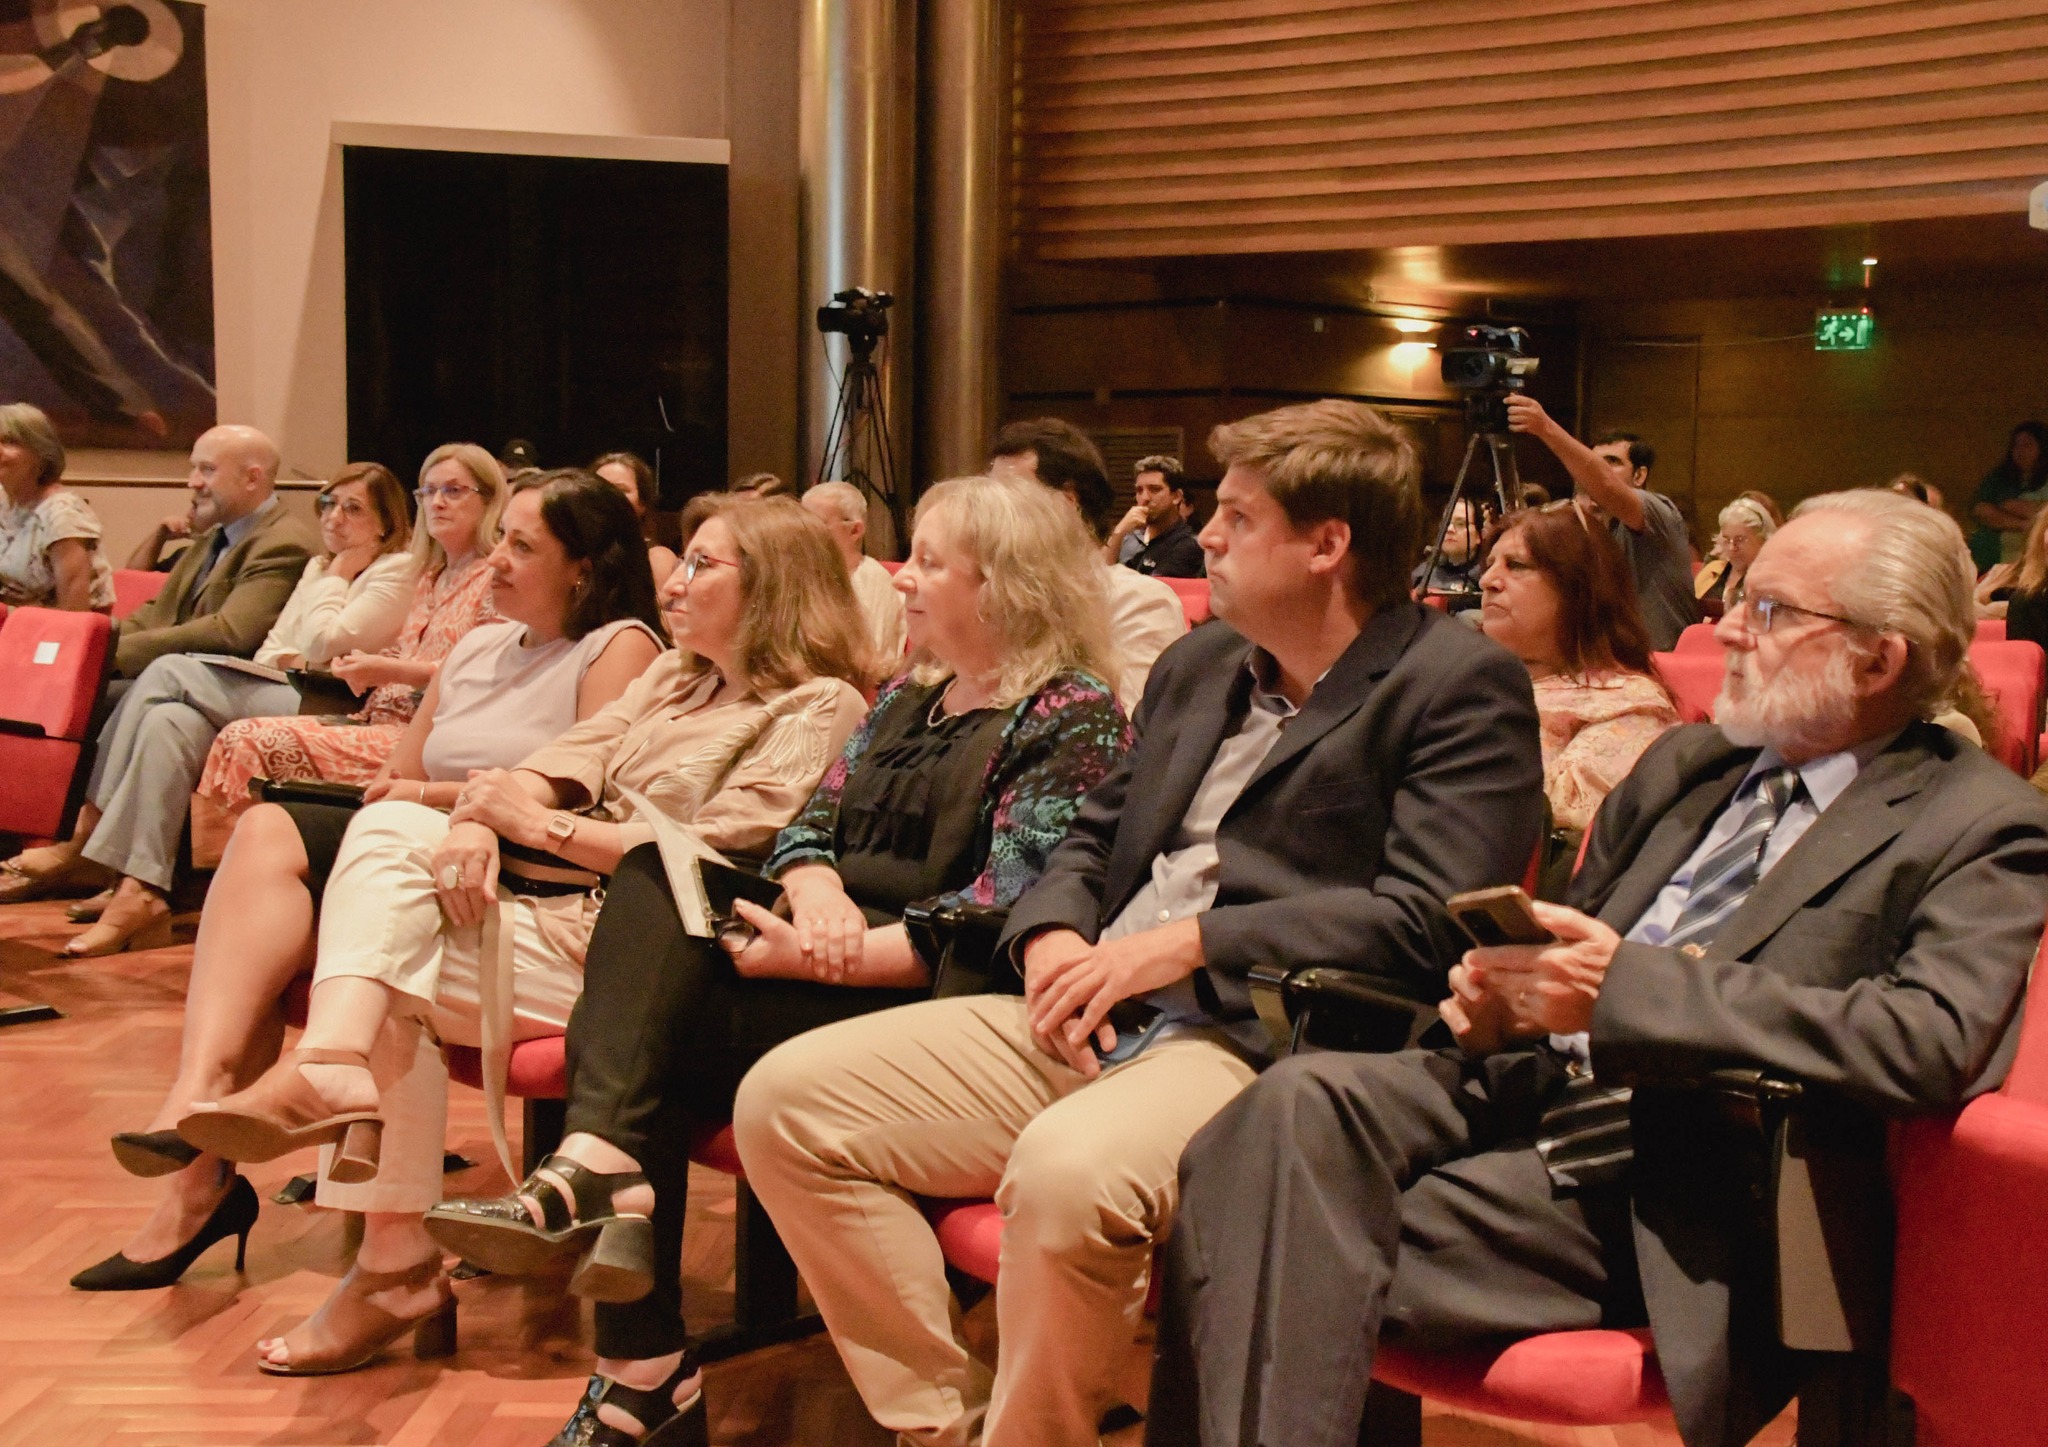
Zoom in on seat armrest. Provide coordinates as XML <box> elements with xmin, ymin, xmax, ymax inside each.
<box><xmin>903</xmin><ymin>900</ymin><xmax>1013</xmax><ymax>998</ymax></box>
<box><xmin>1249</xmin><ymin>964</ymin><xmax>1430</xmax><ymax>1056</ymax></box>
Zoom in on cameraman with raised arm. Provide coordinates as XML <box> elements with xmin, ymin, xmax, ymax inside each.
<box><xmin>1507</xmin><ymin>395</ymin><xmax>1696</xmax><ymax>649</ymax></box>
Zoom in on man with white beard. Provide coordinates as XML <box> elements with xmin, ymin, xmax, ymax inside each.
<box><xmin>1149</xmin><ymin>489</ymin><xmax>2048</xmax><ymax>1447</ymax></box>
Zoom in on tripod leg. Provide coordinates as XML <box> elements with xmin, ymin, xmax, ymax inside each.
<box><xmin>1418</xmin><ymin>431</ymin><xmax>1486</xmax><ymax>599</ymax></box>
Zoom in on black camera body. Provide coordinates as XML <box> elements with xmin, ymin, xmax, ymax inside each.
<box><xmin>1441</xmin><ymin>324</ymin><xmax>1539</xmax><ymax>435</ymax></box>
<box><xmin>1440</xmin><ymin>324</ymin><xmax>1539</xmax><ymax>393</ymax></box>
<box><xmin>817</xmin><ymin>287</ymin><xmax>893</xmax><ymax>352</ymax></box>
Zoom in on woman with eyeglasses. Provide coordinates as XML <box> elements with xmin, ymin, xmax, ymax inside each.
<box><xmin>423</xmin><ymin>476</ymin><xmax>1127</xmax><ymax>1447</ymax></box>
<box><xmin>71</xmin><ymin>470</ymin><xmax>666</xmax><ymax>1292</ymax></box>
<box><xmin>1480</xmin><ymin>504</ymin><xmax>1677</xmax><ymax>847</ymax></box>
<box><xmin>160</xmin><ymin>494</ymin><xmax>870</xmax><ymax>1383</ymax></box>
<box><xmin>189</xmin><ymin>443</ymin><xmax>510</xmax><ymax>822</ymax></box>
<box><xmin>2</xmin><ymin>462</ymin><xmax>420</xmax><ymax>955</ymax></box>
<box><xmin>1692</xmin><ymin>494</ymin><xmax>1777</xmax><ymax>620</ymax></box>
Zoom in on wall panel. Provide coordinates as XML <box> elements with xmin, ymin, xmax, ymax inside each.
<box><xmin>1015</xmin><ymin>0</ymin><xmax>2048</xmax><ymax>258</ymax></box>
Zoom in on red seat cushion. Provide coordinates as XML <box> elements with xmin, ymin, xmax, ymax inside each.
<box><xmin>1372</xmin><ymin>1329</ymin><xmax>1669</xmax><ymax>1424</ymax></box>
<box><xmin>1650</xmin><ymin>650</ymin><xmax>1721</xmax><ymax>724</ymax></box>
<box><xmin>1967</xmin><ymin>639</ymin><xmax>2045</xmax><ymax>776</ymax></box>
<box><xmin>444</xmin><ymin>1037</ymin><xmax>565</xmax><ymax>1096</ymax></box>
<box><xmin>926</xmin><ymin>1199</ymin><xmax>1003</xmax><ymax>1283</ymax></box>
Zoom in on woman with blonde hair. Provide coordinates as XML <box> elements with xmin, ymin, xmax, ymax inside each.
<box><xmin>1693</xmin><ymin>494</ymin><xmax>1777</xmax><ymax>618</ymax></box>
<box><xmin>418</xmin><ymin>476</ymin><xmax>1129</xmax><ymax>1447</ymax></box>
<box><xmin>192</xmin><ymin>442</ymin><xmax>508</xmax><ymax>814</ymax></box>
<box><xmin>170</xmin><ymin>493</ymin><xmax>873</xmax><ymax>1383</ymax></box>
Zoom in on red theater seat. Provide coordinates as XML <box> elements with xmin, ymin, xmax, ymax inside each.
<box><xmin>1967</xmin><ymin>639</ymin><xmax>2044</xmax><ymax>776</ymax></box>
<box><xmin>880</xmin><ymin>559</ymin><xmax>902</xmax><ymax>574</ymax></box>
<box><xmin>0</xmin><ymin>606</ymin><xmax>114</xmax><ymax>840</ymax></box>
<box><xmin>1160</xmin><ymin>576</ymin><xmax>1211</xmax><ymax>627</ymax></box>
<box><xmin>112</xmin><ymin>568</ymin><xmax>169</xmax><ymax>619</ymax></box>
<box><xmin>1372</xmin><ymin>1330</ymin><xmax>1669</xmax><ymax>1425</ymax></box>
<box><xmin>1649</xmin><ymin>650</ymin><xmax>1720</xmax><ymax>724</ymax></box>
<box><xmin>1672</xmin><ymin>622</ymin><xmax>1718</xmax><ymax>653</ymax></box>
<box><xmin>1975</xmin><ymin>618</ymin><xmax>2007</xmax><ymax>643</ymax></box>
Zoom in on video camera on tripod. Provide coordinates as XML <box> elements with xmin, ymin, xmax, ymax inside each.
<box><xmin>817</xmin><ymin>287</ymin><xmax>893</xmax><ymax>353</ymax></box>
<box><xmin>1418</xmin><ymin>325</ymin><xmax>1541</xmax><ymax>604</ymax></box>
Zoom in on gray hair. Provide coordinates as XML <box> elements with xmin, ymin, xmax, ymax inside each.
<box><xmin>804</xmin><ymin>480</ymin><xmax>868</xmax><ymax>527</ymax></box>
<box><xmin>1718</xmin><ymin>495</ymin><xmax>1776</xmax><ymax>539</ymax></box>
<box><xmin>1794</xmin><ymin>489</ymin><xmax>1973</xmax><ymax>719</ymax></box>
<box><xmin>0</xmin><ymin>402</ymin><xmax>65</xmax><ymax>486</ymax></box>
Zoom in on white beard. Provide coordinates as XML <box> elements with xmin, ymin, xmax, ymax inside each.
<box><xmin>1716</xmin><ymin>644</ymin><xmax>1859</xmax><ymax>758</ymax></box>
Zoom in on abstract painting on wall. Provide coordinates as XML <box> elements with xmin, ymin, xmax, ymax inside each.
<box><xmin>0</xmin><ymin>1</ymin><xmax>213</xmax><ymax>448</ymax></box>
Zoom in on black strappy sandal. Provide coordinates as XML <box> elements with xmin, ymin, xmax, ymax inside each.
<box><xmin>423</xmin><ymin>1153</ymin><xmax>654</xmax><ymax>1302</ymax></box>
<box><xmin>548</xmin><ymin>1352</ymin><xmax>707</xmax><ymax>1447</ymax></box>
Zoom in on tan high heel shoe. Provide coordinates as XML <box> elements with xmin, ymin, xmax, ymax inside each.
<box><xmin>176</xmin><ymin>1047</ymin><xmax>383</xmax><ymax>1183</ymax></box>
<box><xmin>256</xmin><ymin>1254</ymin><xmax>456</xmax><ymax>1376</ymax></box>
<box><xmin>61</xmin><ymin>890</ymin><xmax>175</xmax><ymax>957</ymax></box>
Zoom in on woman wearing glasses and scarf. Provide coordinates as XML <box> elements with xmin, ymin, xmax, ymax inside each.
<box><xmin>189</xmin><ymin>443</ymin><xmax>512</xmax><ymax>822</ymax></box>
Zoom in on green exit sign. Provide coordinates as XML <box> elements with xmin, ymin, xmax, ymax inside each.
<box><xmin>1815</xmin><ymin>308</ymin><xmax>1875</xmax><ymax>351</ymax></box>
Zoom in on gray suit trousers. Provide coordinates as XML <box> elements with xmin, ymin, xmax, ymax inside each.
<box><xmin>81</xmin><ymin>654</ymin><xmax>299</xmax><ymax>890</ymax></box>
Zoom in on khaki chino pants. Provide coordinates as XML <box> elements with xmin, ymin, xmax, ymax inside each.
<box><xmin>733</xmin><ymin>993</ymin><xmax>1257</xmax><ymax>1447</ymax></box>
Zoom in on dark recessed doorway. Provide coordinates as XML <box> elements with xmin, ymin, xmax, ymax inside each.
<box><xmin>342</xmin><ymin>144</ymin><xmax>726</xmax><ymax>506</ymax></box>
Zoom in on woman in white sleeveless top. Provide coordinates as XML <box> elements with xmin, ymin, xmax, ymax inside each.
<box><xmin>71</xmin><ymin>471</ymin><xmax>665</xmax><ymax>1295</ymax></box>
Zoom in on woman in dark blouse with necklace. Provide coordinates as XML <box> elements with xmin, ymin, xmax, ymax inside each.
<box><xmin>426</xmin><ymin>475</ymin><xmax>1128</xmax><ymax>1447</ymax></box>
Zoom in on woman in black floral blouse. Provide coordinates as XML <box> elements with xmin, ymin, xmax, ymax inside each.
<box><xmin>425</xmin><ymin>476</ymin><xmax>1129</xmax><ymax>1447</ymax></box>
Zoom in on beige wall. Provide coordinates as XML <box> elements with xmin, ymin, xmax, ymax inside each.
<box><xmin>1582</xmin><ymin>283</ymin><xmax>2048</xmax><ymax>541</ymax></box>
<box><xmin>70</xmin><ymin>0</ymin><xmax>804</xmax><ymax>560</ymax></box>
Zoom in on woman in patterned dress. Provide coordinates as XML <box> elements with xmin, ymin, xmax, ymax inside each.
<box><xmin>0</xmin><ymin>401</ymin><xmax>115</xmax><ymax>611</ymax></box>
<box><xmin>1479</xmin><ymin>502</ymin><xmax>1679</xmax><ymax>843</ymax></box>
<box><xmin>422</xmin><ymin>476</ymin><xmax>1129</xmax><ymax>1447</ymax></box>
<box><xmin>193</xmin><ymin>443</ymin><xmax>508</xmax><ymax>814</ymax></box>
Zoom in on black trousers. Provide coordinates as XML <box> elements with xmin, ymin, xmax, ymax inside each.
<box><xmin>1146</xmin><ymin>1048</ymin><xmax>1645</xmax><ymax>1447</ymax></box>
<box><xmin>563</xmin><ymin>843</ymin><xmax>925</xmax><ymax>1359</ymax></box>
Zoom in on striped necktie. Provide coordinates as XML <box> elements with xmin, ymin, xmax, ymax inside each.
<box><xmin>1537</xmin><ymin>765</ymin><xmax>1805</xmax><ymax>1188</ymax></box>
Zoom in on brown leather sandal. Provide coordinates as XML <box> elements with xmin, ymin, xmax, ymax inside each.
<box><xmin>176</xmin><ymin>1047</ymin><xmax>383</xmax><ymax>1182</ymax></box>
<box><xmin>256</xmin><ymin>1254</ymin><xmax>456</xmax><ymax>1376</ymax></box>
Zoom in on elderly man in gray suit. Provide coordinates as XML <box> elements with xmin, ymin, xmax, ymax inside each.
<box><xmin>1151</xmin><ymin>489</ymin><xmax>2048</xmax><ymax>1447</ymax></box>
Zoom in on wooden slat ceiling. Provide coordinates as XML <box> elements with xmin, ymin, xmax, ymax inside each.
<box><xmin>1014</xmin><ymin>0</ymin><xmax>2048</xmax><ymax>260</ymax></box>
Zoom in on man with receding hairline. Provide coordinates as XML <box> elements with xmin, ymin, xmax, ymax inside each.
<box><xmin>803</xmin><ymin>480</ymin><xmax>907</xmax><ymax>664</ymax></box>
<box><xmin>114</xmin><ymin>423</ymin><xmax>318</xmax><ymax>677</ymax></box>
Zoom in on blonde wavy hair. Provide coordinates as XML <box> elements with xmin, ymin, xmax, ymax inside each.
<box><xmin>676</xmin><ymin>494</ymin><xmax>875</xmax><ymax>694</ymax></box>
<box><xmin>908</xmin><ymin>475</ymin><xmax>1115</xmax><ymax>708</ymax></box>
<box><xmin>411</xmin><ymin>442</ymin><xmax>508</xmax><ymax>574</ymax></box>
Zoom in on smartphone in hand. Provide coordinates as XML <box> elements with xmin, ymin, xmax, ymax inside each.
<box><xmin>1446</xmin><ymin>885</ymin><xmax>1554</xmax><ymax>948</ymax></box>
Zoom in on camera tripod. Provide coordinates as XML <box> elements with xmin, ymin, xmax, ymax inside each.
<box><xmin>816</xmin><ymin>330</ymin><xmax>907</xmax><ymax>548</ymax></box>
<box><xmin>1418</xmin><ymin>397</ymin><xmax>1523</xmax><ymax>604</ymax></box>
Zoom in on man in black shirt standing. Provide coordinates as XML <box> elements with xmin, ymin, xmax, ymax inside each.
<box><xmin>1507</xmin><ymin>396</ymin><xmax>1697</xmax><ymax>649</ymax></box>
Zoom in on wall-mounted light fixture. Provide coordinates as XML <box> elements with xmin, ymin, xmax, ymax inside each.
<box><xmin>1390</xmin><ymin>318</ymin><xmax>1436</xmax><ymax>334</ymax></box>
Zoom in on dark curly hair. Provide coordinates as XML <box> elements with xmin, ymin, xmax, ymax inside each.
<box><xmin>512</xmin><ymin>469</ymin><xmax>666</xmax><ymax>641</ymax></box>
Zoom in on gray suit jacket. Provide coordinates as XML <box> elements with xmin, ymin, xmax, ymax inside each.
<box><xmin>116</xmin><ymin>501</ymin><xmax>319</xmax><ymax>677</ymax></box>
<box><xmin>1573</xmin><ymin>721</ymin><xmax>2048</xmax><ymax>1447</ymax></box>
<box><xmin>1001</xmin><ymin>603</ymin><xmax>1546</xmax><ymax>1025</ymax></box>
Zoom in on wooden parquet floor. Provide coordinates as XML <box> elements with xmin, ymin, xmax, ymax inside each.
<box><xmin>0</xmin><ymin>897</ymin><xmax>1793</xmax><ymax>1447</ymax></box>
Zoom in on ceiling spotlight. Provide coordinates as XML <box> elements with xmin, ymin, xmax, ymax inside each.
<box><xmin>1390</xmin><ymin>318</ymin><xmax>1436</xmax><ymax>334</ymax></box>
<box><xmin>1861</xmin><ymin>256</ymin><xmax>1879</xmax><ymax>267</ymax></box>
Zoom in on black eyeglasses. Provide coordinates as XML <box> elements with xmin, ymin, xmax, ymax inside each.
<box><xmin>1727</xmin><ymin>582</ymin><xmax>1865</xmax><ymax>635</ymax></box>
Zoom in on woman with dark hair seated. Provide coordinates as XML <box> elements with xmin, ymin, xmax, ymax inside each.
<box><xmin>423</xmin><ymin>475</ymin><xmax>1129</xmax><ymax>1447</ymax></box>
<box><xmin>592</xmin><ymin>450</ymin><xmax>679</xmax><ymax>588</ymax></box>
<box><xmin>172</xmin><ymin>495</ymin><xmax>873</xmax><ymax>1379</ymax></box>
<box><xmin>70</xmin><ymin>471</ymin><xmax>665</xmax><ymax>1291</ymax></box>
<box><xmin>1479</xmin><ymin>502</ymin><xmax>1677</xmax><ymax>840</ymax></box>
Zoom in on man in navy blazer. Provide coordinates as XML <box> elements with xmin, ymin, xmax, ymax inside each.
<box><xmin>1149</xmin><ymin>490</ymin><xmax>2048</xmax><ymax>1447</ymax></box>
<box><xmin>736</xmin><ymin>399</ymin><xmax>1545</xmax><ymax>1447</ymax></box>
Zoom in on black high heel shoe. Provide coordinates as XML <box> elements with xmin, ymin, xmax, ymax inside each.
<box><xmin>423</xmin><ymin>1153</ymin><xmax>653</xmax><ymax>1302</ymax></box>
<box><xmin>111</xmin><ymin>1128</ymin><xmax>202</xmax><ymax>1178</ymax></box>
<box><xmin>548</xmin><ymin>1351</ymin><xmax>707</xmax><ymax>1447</ymax></box>
<box><xmin>70</xmin><ymin>1174</ymin><xmax>260</xmax><ymax>1291</ymax></box>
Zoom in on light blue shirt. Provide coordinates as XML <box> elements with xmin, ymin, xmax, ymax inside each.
<box><xmin>1555</xmin><ymin>731</ymin><xmax>1896</xmax><ymax>1063</ymax></box>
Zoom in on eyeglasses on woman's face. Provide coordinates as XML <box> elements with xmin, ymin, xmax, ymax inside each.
<box><xmin>316</xmin><ymin>495</ymin><xmax>375</xmax><ymax>520</ymax></box>
<box><xmin>679</xmin><ymin>550</ymin><xmax>741</xmax><ymax>585</ymax></box>
<box><xmin>415</xmin><ymin>483</ymin><xmax>481</xmax><ymax>505</ymax></box>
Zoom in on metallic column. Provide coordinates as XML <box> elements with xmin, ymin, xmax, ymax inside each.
<box><xmin>798</xmin><ymin>0</ymin><xmax>917</xmax><ymax>543</ymax></box>
<box><xmin>917</xmin><ymin>0</ymin><xmax>1008</xmax><ymax>485</ymax></box>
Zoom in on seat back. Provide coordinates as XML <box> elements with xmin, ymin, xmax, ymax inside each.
<box><xmin>1672</xmin><ymin>622</ymin><xmax>1719</xmax><ymax>653</ymax></box>
<box><xmin>1975</xmin><ymin>618</ymin><xmax>2007</xmax><ymax>644</ymax></box>
<box><xmin>0</xmin><ymin>607</ymin><xmax>114</xmax><ymax>838</ymax></box>
<box><xmin>2001</xmin><ymin>936</ymin><xmax>2048</xmax><ymax>1104</ymax></box>
<box><xmin>1967</xmin><ymin>639</ymin><xmax>2045</xmax><ymax>776</ymax></box>
<box><xmin>1161</xmin><ymin>576</ymin><xmax>1211</xmax><ymax>626</ymax></box>
<box><xmin>112</xmin><ymin>568</ymin><xmax>169</xmax><ymax>619</ymax></box>
<box><xmin>1649</xmin><ymin>650</ymin><xmax>1721</xmax><ymax>724</ymax></box>
<box><xmin>879</xmin><ymin>559</ymin><xmax>902</xmax><ymax>574</ymax></box>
